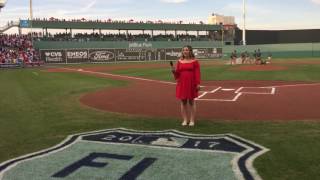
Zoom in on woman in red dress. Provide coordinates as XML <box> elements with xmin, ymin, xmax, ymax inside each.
<box><xmin>172</xmin><ymin>45</ymin><xmax>201</xmax><ymax>126</ymax></box>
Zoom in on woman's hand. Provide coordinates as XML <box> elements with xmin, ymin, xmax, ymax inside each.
<box><xmin>171</xmin><ymin>66</ymin><xmax>175</xmax><ymax>73</ymax></box>
<box><xmin>197</xmin><ymin>85</ymin><xmax>201</xmax><ymax>91</ymax></box>
<box><xmin>170</xmin><ymin>61</ymin><xmax>175</xmax><ymax>73</ymax></box>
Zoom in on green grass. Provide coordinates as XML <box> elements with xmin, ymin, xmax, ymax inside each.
<box><xmin>1</xmin><ymin>60</ymin><xmax>320</xmax><ymax>180</ymax></box>
<box><xmin>110</xmin><ymin>61</ymin><xmax>320</xmax><ymax>82</ymax></box>
<box><xmin>206</xmin><ymin>65</ymin><xmax>320</xmax><ymax>81</ymax></box>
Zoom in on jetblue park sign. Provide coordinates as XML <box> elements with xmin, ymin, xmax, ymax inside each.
<box><xmin>0</xmin><ymin>128</ymin><xmax>268</xmax><ymax>180</ymax></box>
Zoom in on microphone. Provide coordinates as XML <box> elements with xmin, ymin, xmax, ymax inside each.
<box><xmin>170</xmin><ymin>61</ymin><xmax>175</xmax><ymax>73</ymax></box>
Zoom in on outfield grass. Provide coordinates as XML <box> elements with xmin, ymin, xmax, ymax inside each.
<box><xmin>1</xmin><ymin>60</ymin><xmax>320</xmax><ymax>180</ymax></box>
<box><xmin>110</xmin><ymin>60</ymin><xmax>320</xmax><ymax>82</ymax></box>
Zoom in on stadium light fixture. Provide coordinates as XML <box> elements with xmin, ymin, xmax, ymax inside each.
<box><xmin>30</xmin><ymin>0</ymin><xmax>33</xmax><ymax>20</ymax></box>
<box><xmin>221</xmin><ymin>28</ymin><xmax>224</xmax><ymax>47</ymax></box>
<box><xmin>30</xmin><ymin>0</ymin><xmax>33</xmax><ymax>45</ymax></box>
<box><xmin>0</xmin><ymin>0</ymin><xmax>7</xmax><ymax>11</ymax></box>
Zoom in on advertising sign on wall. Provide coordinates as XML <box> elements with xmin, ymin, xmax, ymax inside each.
<box><xmin>66</xmin><ymin>50</ymin><xmax>89</xmax><ymax>63</ymax></box>
<box><xmin>116</xmin><ymin>49</ymin><xmax>142</xmax><ymax>61</ymax></box>
<box><xmin>156</xmin><ymin>49</ymin><xmax>166</xmax><ymax>61</ymax></box>
<box><xmin>41</xmin><ymin>47</ymin><xmax>222</xmax><ymax>63</ymax></box>
<box><xmin>193</xmin><ymin>48</ymin><xmax>208</xmax><ymax>59</ymax></box>
<box><xmin>143</xmin><ymin>49</ymin><xmax>157</xmax><ymax>61</ymax></box>
<box><xmin>165</xmin><ymin>48</ymin><xmax>181</xmax><ymax>60</ymax></box>
<box><xmin>89</xmin><ymin>49</ymin><xmax>115</xmax><ymax>62</ymax></box>
<box><xmin>41</xmin><ymin>50</ymin><xmax>65</xmax><ymax>63</ymax></box>
<box><xmin>206</xmin><ymin>48</ymin><xmax>223</xmax><ymax>58</ymax></box>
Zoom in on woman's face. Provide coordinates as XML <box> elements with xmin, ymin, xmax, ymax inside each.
<box><xmin>182</xmin><ymin>47</ymin><xmax>191</xmax><ymax>58</ymax></box>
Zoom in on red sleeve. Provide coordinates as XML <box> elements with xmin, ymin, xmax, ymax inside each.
<box><xmin>173</xmin><ymin>60</ymin><xmax>180</xmax><ymax>80</ymax></box>
<box><xmin>194</xmin><ymin>60</ymin><xmax>201</xmax><ymax>85</ymax></box>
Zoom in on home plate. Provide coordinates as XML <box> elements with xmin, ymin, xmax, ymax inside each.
<box><xmin>77</xmin><ymin>69</ymin><xmax>83</xmax><ymax>71</ymax></box>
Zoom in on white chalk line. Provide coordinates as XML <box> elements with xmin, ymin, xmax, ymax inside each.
<box><xmin>61</xmin><ymin>67</ymin><xmax>176</xmax><ymax>85</ymax></box>
<box><xmin>263</xmin><ymin>82</ymin><xmax>320</xmax><ymax>88</ymax></box>
<box><xmin>59</xmin><ymin>67</ymin><xmax>320</xmax><ymax>89</ymax></box>
<box><xmin>236</xmin><ymin>87</ymin><xmax>276</xmax><ymax>95</ymax></box>
<box><xmin>197</xmin><ymin>87</ymin><xmax>275</xmax><ymax>102</ymax></box>
<box><xmin>196</xmin><ymin>93</ymin><xmax>242</xmax><ymax>102</ymax></box>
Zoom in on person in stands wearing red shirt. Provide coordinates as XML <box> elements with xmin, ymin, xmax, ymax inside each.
<box><xmin>171</xmin><ymin>45</ymin><xmax>201</xmax><ymax>126</ymax></box>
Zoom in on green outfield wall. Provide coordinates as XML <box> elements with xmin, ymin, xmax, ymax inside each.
<box><xmin>35</xmin><ymin>40</ymin><xmax>224</xmax><ymax>63</ymax></box>
<box><xmin>34</xmin><ymin>41</ymin><xmax>320</xmax><ymax>63</ymax></box>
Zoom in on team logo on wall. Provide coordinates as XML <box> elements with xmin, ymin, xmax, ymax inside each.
<box><xmin>0</xmin><ymin>128</ymin><xmax>269</xmax><ymax>180</ymax></box>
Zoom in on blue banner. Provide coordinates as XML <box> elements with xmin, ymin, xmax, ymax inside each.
<box><xmin>19</xmin><ymin>20</ymin><xmax>29</xmax><ymax>28</ymax></box>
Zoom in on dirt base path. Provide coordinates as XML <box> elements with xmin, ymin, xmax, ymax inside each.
<box><xmin>48</xmin><ymin>66</ymin><xmax>320</xmax><ymax>121</ymax></box>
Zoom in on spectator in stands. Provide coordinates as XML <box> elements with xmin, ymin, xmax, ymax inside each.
<box><xmin>0</xmin><ymin>34</ymin><xmax>40</xmax><ymax>68</ymax></box>
<box><xmin>171</xmin><ymin>45</ymin><xmax>201</xmax><ymax>126</ymax></box>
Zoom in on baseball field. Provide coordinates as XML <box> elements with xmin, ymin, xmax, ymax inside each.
<box><xmin>1</xmin><ymin>58</ymin><xmax>320</xmax><ymax>179</ymax></box>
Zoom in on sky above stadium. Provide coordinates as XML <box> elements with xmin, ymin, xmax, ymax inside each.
<box><xmin>1</xmin><ymin>0</ymin><xmax>320</xmax><ymax>30</ymax></box>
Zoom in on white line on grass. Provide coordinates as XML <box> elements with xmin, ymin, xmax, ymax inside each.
<box><xmin>263</xmin><ymin>82</ymin><xmax>320</xmax><ymax>88</ymax></box>
<box><xmin>61</xmin><ymin>67</ymin><xmax>177</xmax><ymax>85</ymax></box>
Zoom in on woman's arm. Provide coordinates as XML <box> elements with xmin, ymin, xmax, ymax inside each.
<box><xmin>172</xmin><ymin>60</ymin><xmax>180</xmax><ymax>80</ymax></box>
<box><xmin>194</xmin><ymin>60</ymin><xmax>201</xmax><ymax>91</ymax></box>
<box><xmin>194</xmin><ymin>60</ymin><xmax>201</xmax><ymax>85</ymax></box>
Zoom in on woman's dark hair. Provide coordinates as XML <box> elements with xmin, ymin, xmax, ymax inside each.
<box><xmin>181</xmin><ymin>45</ymin><xmax>195</xmax><ymax>59</ymax></box>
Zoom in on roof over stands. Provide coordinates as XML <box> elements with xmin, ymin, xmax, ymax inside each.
<box><xmin>20</xmin><ymin>20</ymin><xmax>222</xmax><ymax>31</ymax></box>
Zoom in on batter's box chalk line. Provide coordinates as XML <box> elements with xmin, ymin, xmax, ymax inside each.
<box><xmin>196</xmin><ymin>86</ymin><xmax>275</xmax><ymax>102</ymax></box>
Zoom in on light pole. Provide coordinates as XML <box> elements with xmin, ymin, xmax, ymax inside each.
<box><xmin>30</xmin><ymin>0</ymin><xmax>33</xmax><ymax>20</ymax></box>
<box><xmin>242</xmin><ymin>0</ymin><xmax>246</xmax><ymax>45</ymax></box>
<box><xmin>221</xmin><ymin>28</ymin><xmax>224</xmax><ymax>47</ymax></box>
<box><xmin>29</xmin><ymin>0</ymin><xmax>33</xmax><ymax>45</ymax></box>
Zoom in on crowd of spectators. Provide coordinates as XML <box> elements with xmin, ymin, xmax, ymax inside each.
<box><xmin>32</xmin><ymin>17</ymin><xmax>205</xmax><ymax>25</ymax></box>
<box><xmin>3</xmin><ymin>17</ymin><xmax>234</xmax><ymax>43</ymax></box>
<box><xmin>36</xmin><ymin>32</ymin><xmax>223</xmax><ymax>42</ymax></box>
<box><xmin>0</xmin><ymin>34</ymin><xmax>40</xmax><ymax>66</ymax></box>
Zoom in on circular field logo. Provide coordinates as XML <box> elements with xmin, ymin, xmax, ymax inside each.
<box><xmin>0</xmin><ymin>128</ymin><xmax>268</xmax><ymax>180</ymax></box>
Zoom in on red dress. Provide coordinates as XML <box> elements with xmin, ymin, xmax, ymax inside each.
<box><xmin>173</xmin><ymin>59</ymin><xmax>201</xmax><ymax>100</ymax></box>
